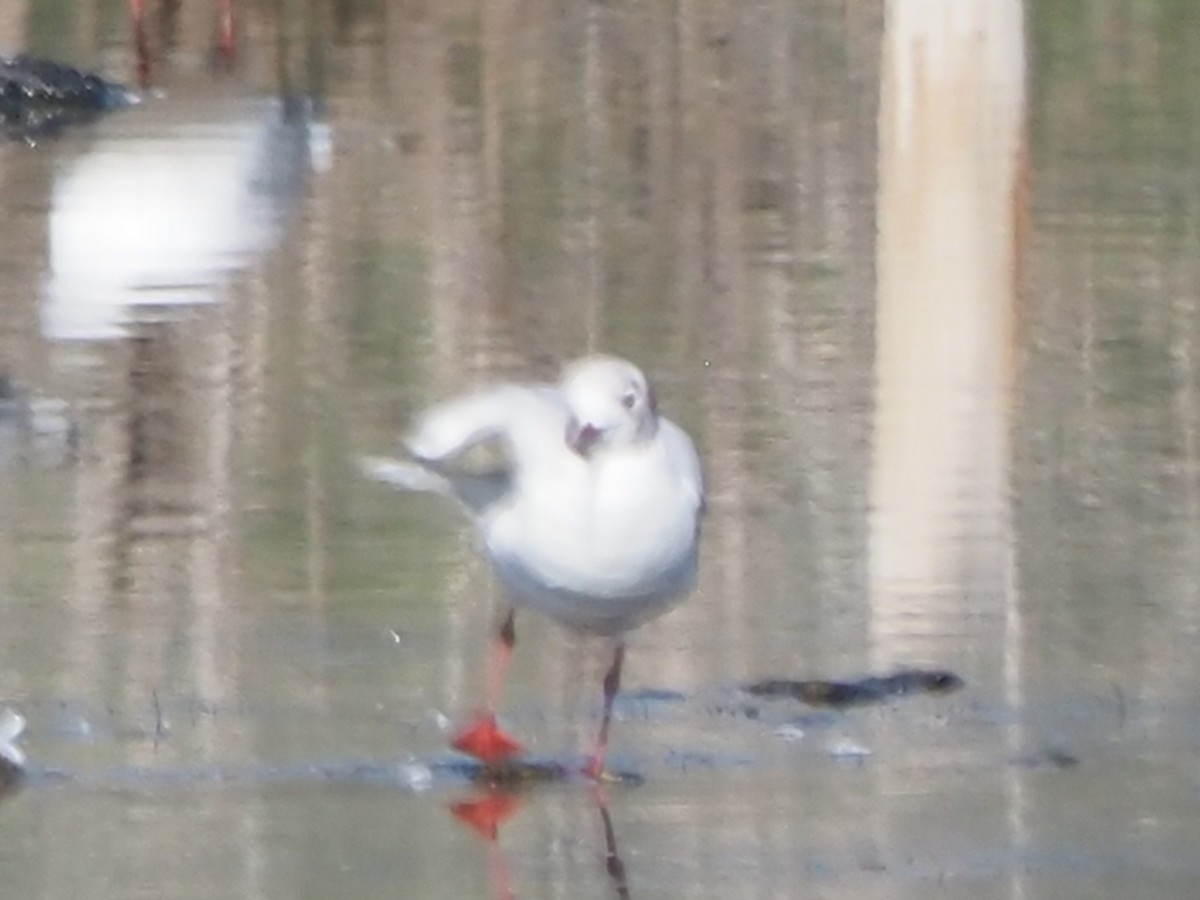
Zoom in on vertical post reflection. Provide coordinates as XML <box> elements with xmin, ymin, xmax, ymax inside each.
<box><xmin>872</xmin><ymin>0</ymin><xmax>1025</xmax><ymax>643</ymax></box>
<box><xmin>872</xmin><ymin>0</ymin><xmax>1026</xmax><ymax>894</ymax></box>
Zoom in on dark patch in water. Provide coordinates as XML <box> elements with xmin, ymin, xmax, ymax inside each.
<box><xmin>447</xmin><ymin>756</ymin><xmax>644</xmax><ymax>788</ymax></box>
<box><xmin>744</xmin><ymin>669</ymin><xmax>964</xmax><ymax>709</ymax></box>
<box><xmin>0</xmin><ymin>758</ymin><xmax>23</xmax><ymax>796</ymax></box>
<box><xmin>1010</xmin><ymin>747</ymin><xmax>1081</xmax><ymax>770</ymax></box>
<box><xmin>1</xmin><ymin>54</ymin><xmax>137</xmax><ymax>141</ymax></box>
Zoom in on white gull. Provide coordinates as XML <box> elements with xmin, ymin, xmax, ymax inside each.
<box><xmin>365</xmin><ymin>355</ymin><xmax>704</xmax><ymax>776</ymax></box>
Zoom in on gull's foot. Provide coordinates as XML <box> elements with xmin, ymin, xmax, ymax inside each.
<box><xmin>451</xmin><ymin>712</ymin><xmax>525</xmax><ymax>765</ymax></box>
<box><xmin>583</xmin><ymin>755</ymin><xmax>609</xmax><ymax>782</ymax></box>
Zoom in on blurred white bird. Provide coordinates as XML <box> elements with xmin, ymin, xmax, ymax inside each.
<box><xmin>0</xmin><ymin>708</ymin><xmax>26</xmax><ymax>771</ymax></box>
<box><xmin>365</xmin><ymin>355</ymin><xmax>704</xmax><ymax>777</ymax></box>
<box><xmin>42</xmin><ymin>93</ymin><xmax>325</xmax><ymax>342</ymax></box>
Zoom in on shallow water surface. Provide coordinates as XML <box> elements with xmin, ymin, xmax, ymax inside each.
<box><xmin>0</xmin><ymin>1</ymin><xmax>1199</xmax><ymax>898</ymax></box>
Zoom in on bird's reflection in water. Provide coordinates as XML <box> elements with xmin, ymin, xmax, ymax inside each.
<box><xmin>451</xmin><ymin>791</ymin><xmax>523</xmax><ymax>900</ymax></box>
<box><xmin>594</xmin><ymin>786</ymin><xmax>632</xmax><ymax>900</ymax></box>
<box><xmin>450</xmin><ymin>773</ymin><xmax>633</xmax><ymax>900</ymax></box>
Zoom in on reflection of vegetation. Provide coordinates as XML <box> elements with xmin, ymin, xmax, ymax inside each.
<box><xmin>1022</xmin><ymin>0</ymin><xmax>1200</xmax><ymax>659</ymax></box>
<box><xmin>331</xmin><ymin>0</ymin><xmax>386</xmax><ymax>37</ymax></box>
<box><xmin>243</xmin><ymin>485</ymin><xmax>456</xmax><ymax>616</ymax></box>
<box><xmin>347</xmin><ymin>239</ymin><xmax>428</xmax><ymax>381</ymax></box>
<box><xmin>447</xmin><ymin>41</ymin><xmax>483</xmax><ymax>110</ymax></box>
<box><xmin>26</xmin><ymin>0</ymin><xmax>130</xmax><ymax>61</ymax></box>
<box><xmin>26</xmin><ymin>0</ymin><xmax>81</xmax><ymax>58</ymax></box>
<box><xmin>506</xmin><ymin>116</ymin><xmax>568</xmax><ymax>286</ymax></box>
<box><xmin>1031</xmin><ymin>0</ymin><xmax>1199</xmax><ymax>169</ymax></box>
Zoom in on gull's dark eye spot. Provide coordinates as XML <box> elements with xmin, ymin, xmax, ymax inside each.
<box><xmin>621</xmin><ymin>390</ymin><xmax>638</xmax><ymax>410</ymax></box>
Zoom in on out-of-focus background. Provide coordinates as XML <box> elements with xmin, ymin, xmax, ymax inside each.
<box><xmin>0</xmin><ymin>1</ymin><xmax>1198</xmax><ymax>897</ymax></box>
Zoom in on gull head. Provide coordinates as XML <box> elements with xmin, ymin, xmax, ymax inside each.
<box><xmin>561</xmin><ymin>356</ymin><xmax>658</xmax><ymax>457</ymax></box>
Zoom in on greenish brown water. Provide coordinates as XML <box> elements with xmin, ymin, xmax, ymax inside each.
<box><xmin>0</xmin><ymin>1</ymin><xmax>1199</xmax><ymax>897</ymax></box>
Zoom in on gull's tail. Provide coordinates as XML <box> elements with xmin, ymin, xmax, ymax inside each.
<box><xmin>358</xmin><ymin>455</ymin><xmax>511</xmax><ymax>518</ymax></box>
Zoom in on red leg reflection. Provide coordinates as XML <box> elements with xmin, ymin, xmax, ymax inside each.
<box><xmin>217</xmin><ymin>0</ymin><xmax>235</xmax><ymax>60</ymax></box>
<box><xmin>452</xmin><ymin>783</ymin><xmax>634</xmax><ymax>900</ymax></box>
<box><xmin>130</xmin><ymin>0</ymin><xmax>150</xmax><ymax>86</ymax></box>
<box><xmin>593</xmin><ymin>785</ymin><xmax>632</xmax><ymax>900</ymax></box>
<box><xmin>451</xmin><ymin>791</ymin><xmax>523</xmax><ymax>900</ymax></box>
<box><xmin>451</xmin><ymin>791</ymin><xmax>524</xmax><ymax>841</ymax></box>
<box><xmin>129</xmin><ymin>0</ymin><xmax>236</xmax><ymax>83</ymax></box>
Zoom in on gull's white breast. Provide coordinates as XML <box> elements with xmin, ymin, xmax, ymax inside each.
<box><xmin>483</xmin><ymin>420</ymin><xmax>701</xmax><ymax>634</ymax></box>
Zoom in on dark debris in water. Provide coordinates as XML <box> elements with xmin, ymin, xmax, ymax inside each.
<box><xmin>1</xmin><ymin>54</ymin><xmax>137</xmax><ymax>141</ymax></box>
<box><xmin>443</xmin><ymin>756</ymin><xmax>644</xmax><ymax>788</ymax></box>
<box><xmin>1010</xmin><ymin>747</ymin><xmax>1081</xmax><ymax>770</ymax></box>
<box><xmin>472</xmin><ymin>759</ymin><xmax>569</xmax><ymax>788</ymax></box>
<box><xmin>744</xmin><ymin>668</ymin><xmax>965</xmax><ymax>709</ymax></box>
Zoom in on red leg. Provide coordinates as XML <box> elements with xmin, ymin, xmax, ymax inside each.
<box><xmin>452</xmin><ymin>609</ymin><xmax>525</xmax><ymax>764</ymax></box>
<box><xmin>131</xmin><ymin>0</ymin><xmax>150</xmax><ymax>85</ymax></box>
<box><xmin>217</xmin><ymin>0</ymin><xmax>235</xmax><ymax>61</ymax></box>
<box><xmin>486</xmin><ymin>609</ymin><xmax>516</xmax><ymax>712</ymax></box>
<box><xmin>584</xmin><ymin>642</ymin><xmax>625</xmax><ymax>779</ymax></box>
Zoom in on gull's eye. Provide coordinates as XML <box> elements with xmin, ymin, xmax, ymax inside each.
<box><xmin>621</xmin><ymin>390</ymin><xmax>638</xmax><ymax>410</ymax></box>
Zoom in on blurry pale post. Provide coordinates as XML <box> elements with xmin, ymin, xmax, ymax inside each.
<box><xmin>870</xmin><ymin>0</ymin><xmax>1026</xmax><ymax>662</ymax></box>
